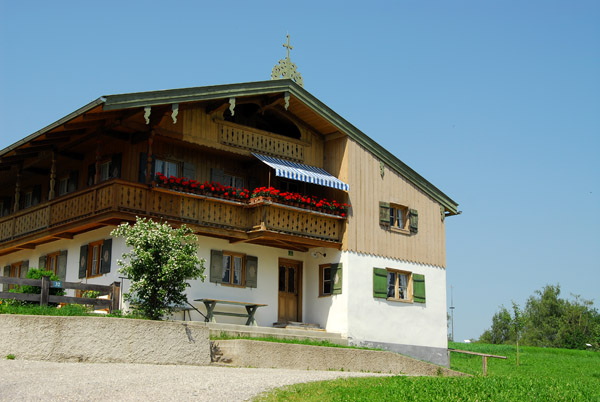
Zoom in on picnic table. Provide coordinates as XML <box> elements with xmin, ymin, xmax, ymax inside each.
<box><xmin>194</xmin><ymin>298</ymin><xmax>267</xmax><ymax>326</ymax></box>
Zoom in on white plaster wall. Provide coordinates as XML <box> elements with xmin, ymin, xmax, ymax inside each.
<box><xmin>302</xmin><ymin>248</ymin><xmax>349</xmax><ymax>335</ymax></box>
<box><xmin>1</xmin><ymin>229</ymin><xmax>351</xmax><ymax>333</ymax></box>
<box><xmin>344</xmin><ymin>251</ymin><xmax>448</xmax><ymax>349</ymax></box>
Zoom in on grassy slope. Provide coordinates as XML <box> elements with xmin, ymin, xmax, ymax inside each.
<box><xmin>254</xmin><ymin>342</ymin><xmax>600</xmax><ymax>402</ymax></box>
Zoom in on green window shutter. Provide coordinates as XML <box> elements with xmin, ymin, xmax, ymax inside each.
<box><xmin>245</xmin><ymin>255</ymin><xmax>258</xmax><ymax>288</ymax></box>
<box><xmin>100</xmin><ymin>239</ymin><xmax>112</xmax><ymax>274</ymax></box>
<box><xmin>111</xmin><ymin>153</ymin><xmax>122</xmax><ymax>179</ymax></box>
<box><xmin>379</xmin><ymin>202</ymin><xmax>390</xmax><ymax>226</ymax></box>
<box><xmin>79</xmin><ymin>244</ymin><xmax>88</xmax><ymax>279</ymax></box>
<box><xmin>331</xmin><ymin>263</ymin><xmax>343</xmax><ymax>295</ymax></box>
<box><xmin>409</xmin><ymin>209</ymin><xmax>419</xmax><ymax>234</ymax></box>
<box><xmin>39</xmin><ymin>255</ymin><xmax>47</xmax><ymax>270</ymax></box>
<box><xmin>20</xmin><ymin>261</ymin><xmax>29</xmax><ymax>278</ymax></box>
<box><xmin>413</xmin><ymin>274</ymin><xmax>426</xmax><ymax>303</ymax></box>
<box><xmin>183</xmin><ymin>162</ymin><xmax>196</xmax><ymax>181</ymax></box>
<box><xmin>57</xmin><ymin>250</ymin><xmax>68</xmax><ymax>282</ymax></box>
<box><xmin>210</xmin><ymin>250</ymin><xmax>223</xmax><ymax>283</ymax></box>
<box><xmin>373</xmin><ymin>267</ymin><xmax>388</xmax><ymax>299</ymax></box>
<box><xmin>2</xmin><ymin>265</ymin><xmax>9</xmax><ymax>291</ymax></box>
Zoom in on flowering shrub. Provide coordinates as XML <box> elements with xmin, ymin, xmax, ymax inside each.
<box><xmin>154</xmin><ymin>174</ymin><xmax>348</xmax><ymax>216</ymax></box>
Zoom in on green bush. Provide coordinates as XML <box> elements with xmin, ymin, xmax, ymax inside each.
<box><xmin>10</xmin><ymin>268</ymin><xmax>65</xmax><ymax>297</ymax></box>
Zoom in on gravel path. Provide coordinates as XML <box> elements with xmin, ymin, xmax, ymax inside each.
<box><xmin>0</xmin><ymin>360</ymin><xmax>390</xmax><ymax>402</ymax></box>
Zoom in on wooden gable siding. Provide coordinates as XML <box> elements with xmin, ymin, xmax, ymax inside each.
<box><xmin>340</xmin><ymin>139</ymin><xmax>446</xmax><ymax>268</ymax></box>
<box><xmin>178</xmin><ymin>105</ymin><xmax>324</xmax><ymax>167</ymax></box>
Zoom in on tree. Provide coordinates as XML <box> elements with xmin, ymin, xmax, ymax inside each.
<box><xmin>111</xmin><ymin>217</ymin><xmax>205</xmax><ymax>320</ymax></box>
<box><xmin>521</xmin><ymin>284</ymin><xmax>565</xmax><ymax>347</ymax></box>
<box><xmin>479</xmin><ymin>306</ymin><xmax>513</xmax><ymax>344</ymax></box>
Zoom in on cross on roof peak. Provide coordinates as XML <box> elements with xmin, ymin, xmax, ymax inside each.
<box><xmin>283</xmin><ymin>34</ymin><xmax>293</xmax><ymax>59</ymax></box>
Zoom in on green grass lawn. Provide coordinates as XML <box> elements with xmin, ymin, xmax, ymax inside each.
<box><xmin>253</xmin><ymin>342</ymin><xmax>600</xmax><ymax>402</ymax></box>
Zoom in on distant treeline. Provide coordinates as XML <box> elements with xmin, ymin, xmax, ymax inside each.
<box><xmin>479</xmin><ymin>284</ymin><xmax>599</xmax><ymax>350</ymax></box>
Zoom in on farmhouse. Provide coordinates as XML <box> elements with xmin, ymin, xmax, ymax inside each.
<box><xmin>0</xmin><ymin>47</ymin><xmax>459</xmax><ymax>366</ymax></box>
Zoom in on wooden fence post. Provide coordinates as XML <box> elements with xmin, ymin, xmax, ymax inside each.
<box><xmin>111</xmin><ymin>281</ymin><xmax>121</xmax><ymax>313</ymax></box>
<box><xmin>482</xmin><ymin>355</ymin><xmax>488</xmax><ymax>376</ymax></box>
<box><xmin>40</xmin><ymin>275</ymin><xmax>50</xmax><ymax>306</ymax></box>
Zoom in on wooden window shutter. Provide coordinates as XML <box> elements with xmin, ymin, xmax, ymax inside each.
<box><xmin>209</xmin><ymin>250</ymin><xmax>223</xmax><ymax>283</ymax></box>
<box><xmin>2</xmin><ymin>265</ymin><xmax>9</xmax><ymax>291</ymax></box>
<box><xmin>245</xmin><ymin>255</ymin><xmax>258</xmax><ymax>288</ymax></box>
<box><xmin>111</xmin><ymin>154</ymin><xmax>122</xmax><ymax>179</ymax></box>
<box><xmin>331</xmin><ymin>263</ymin><xmax>343</xmax><ymax>295</ymax></box>
<box><xmin>183</xmin><ymin>162</ymin><xmax>196</xmax><ymax>181</ymax></box>
<box><xmin>413</xmin><ymin>274</ymin><xmax>426</xmax><ymax>303</ymax></box>
<box><xmin>379</xmin><ymin>202</ymin><xmax>390</xmax><ymax>226</ymax></box>
<box><xmin>409</xmin><ymin>209</ymin><xmax>419</xmax><ymax>234</ymax></box>
<box><xmin>210</xmin><ymin>168</ymin><xmax>225</xmax><ymax>185</ymax></box>
<box><xmin>57</xmin><ymin>250</ymin><xmax>68</xmax><ymax>282</ymax></box>
<box><xmin>38</xmin><ymin>255</ymin><xmax>47</xmax><ymax>270</ymax></box>
<box><xmin>100</xmin><ymin>239</ymin><xmax>112</xmax><ymax>274</ymax></box>
<box><xmin>373</xmin><ymin>267</ymin><xmax>388</xmax><ymax>299</ymax></box>
<box><xmin>79</xmin><ymin>244</ymin><xmax>88</xmax><ymax>279</ymax></box>
<box><xmin>20</xmin><ymin>261</ymin><xmax>29</xmax><ymax>278</ymax></box>
<box><xmin>68</xmin><ymin>170</ymin><xmax>79</xmax><ymax>192</ymax></box>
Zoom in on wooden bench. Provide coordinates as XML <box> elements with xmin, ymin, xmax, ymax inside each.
<box><xmin>449</xmin><ymin>348</ymin><xmax>507</xmax><ymax>376</ymax></box>
<box><xmin>194</xmin><ymin>298</ymin><xmax>267</xmax><ymax>326</ymax></box>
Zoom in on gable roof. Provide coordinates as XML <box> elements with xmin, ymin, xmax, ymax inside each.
<box><xmin>0</xmin><ymin>79</ymin><xmax>458</xmax><ymax>214</ymax></box>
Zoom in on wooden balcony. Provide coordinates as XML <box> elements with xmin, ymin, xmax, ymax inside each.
<box><xmin>0</xmin><ymin>180</ymin><xmax>344</xmax><ymax>256</ymax></box>
<box><xmin>218</xmin><ymin>120</ymin><xmax>305</xmax><ymax>162</ymax></box>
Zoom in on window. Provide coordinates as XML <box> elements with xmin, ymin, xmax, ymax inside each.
<box><xmin>99</xmin><ymin>161</ymin><xmax>111</xmax><ymax>182</ymax></box>
<box><xmin>373</xmin><ymin>267</ymin><xmax>426</xmax><ymax>303</ymax></box>
<box><xmin>78</xmin><ymin>239</ymin><xmax>112</xmax><ymax>279</ymax></box>
<box><xmin>23</xmin><ymin>192</ymin><xmax>33</xmax><ymax>209</ymax></box>
<box><xmin>319</xmin><ymin>263</ymin><xmax>343</xmax><ymax>296</ymax></box>
<box><xmin>46</xmin><ymin>251</ymin><xmax>60</xmax><ymax>275</ymax></box>
<box><xmin>88</xmin><ymin>154</ymin><xmax>121</xmax><ymax>186</ymax></box>
<box><xmin>2</xmin><ymin>261</ymin><xmax>29</xmax><ymax>290</ymax></box>
<box><xmin>58</xmin><ymin>177</ymin><xmax>69</xmax><ymax>196</ymax></box>
<box><xmin>222</xmin><ymin>251</ymin><xmax>244</xmax><ymax>286</ymax></box>
<box><xmin>209</xmin><ymin>250</ymin><xmax>258</xmax><ymax>288</ymax></box>
<box><xmin>379</xmin><ymin>202</ymin><xmax>418</xmax><ymax>234</ymax></box>
<box><xmin>210</xmin><ymin>168</ymin><xmax>244</xmax><ymax>188</ymax></box>
<box><xmin>155</xmin><ymin>159</ymin><xmax>179</xmax><ymax>177</ymax></box>
<box><xmin>389</xmin><ymin>205</ymin><xmax>408</xmax><ymax>230</ymax></box>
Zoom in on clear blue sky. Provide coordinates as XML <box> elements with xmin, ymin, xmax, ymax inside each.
<box><xmin>1</xmin><ymin>1</ymin><xmax>598</xmax><ymax>342</ymax></box>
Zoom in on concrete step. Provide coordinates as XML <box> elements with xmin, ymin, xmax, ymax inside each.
<box><xmin>207</xmin><ymin>322</ymin><xmax>347</xmax><ymax>345</ymax></box>
<box><xmin>211</xmin><ymin>339</ymin><xmax>466</xmax><ymax>377</ymax></box>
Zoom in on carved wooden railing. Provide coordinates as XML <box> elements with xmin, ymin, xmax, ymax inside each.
<box><xmin>218</xmin><ymin>120</ymin><xmax>305</xmax><ymax>162</ymax></box>
<box><xmin>0</xmin><ymin>180</ymin><xmax>343</xmax><ymax>245</ymax></box>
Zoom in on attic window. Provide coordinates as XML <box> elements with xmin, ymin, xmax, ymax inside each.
<box><xmin>224</xmin><ymin>103</ymin><xmax>301</xmax><ymax>139</ymax></box>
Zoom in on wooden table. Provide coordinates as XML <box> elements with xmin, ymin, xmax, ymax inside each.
<box><xmin>194</xmin><ymin>298</ymin><xmax>267</xmax><ymax>326</ymax></box>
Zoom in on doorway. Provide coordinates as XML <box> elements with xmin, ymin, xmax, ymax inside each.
<box><xmin>278</xmin><ymin>259</ymin><xmax>302</xmax><ymax>323</ymax></box>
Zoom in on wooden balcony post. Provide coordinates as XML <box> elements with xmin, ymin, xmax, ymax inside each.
<box><xmin>40</xmin><ymin>275</ymin><xmax>50</xmax><ymax>306</ymax></box>
<box><xmin>110</xmin><ymin>281</ymin><xmax>121</xmax><ymax>313</ymax></box>
<box><xmin>13</xmin><ymin>167</ymin><xmax>21</xmax><ymax>213</ymax></box>
<box><xmin>48</xmin><ymin>151</ymin><xmax>56</xmax><ymax>201</ymax></box>
<box><xmin>94</xmin><ymin>139</ymin><xmax>101</xmax><ymax>185</ymax></box>
<box><xmin>145</xmin><ymin>130</ymin><xmax>154</xmax><ymax>184</ymax></box>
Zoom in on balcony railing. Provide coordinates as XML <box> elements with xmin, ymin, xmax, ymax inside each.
<box><xmin>218</xmin><ymin>120</ymin><xmax>305</xmax><ymax>162</ymax></box>
<box><xmin>0</xmin><ymin>180</ymin><xmax>344</xmax><ymax>249</ymax></box>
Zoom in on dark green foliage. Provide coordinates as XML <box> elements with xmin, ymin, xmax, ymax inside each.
<box><xmin>480</xmin><ymin>284</ymin><xmax>600</xmax><ymax>350</ymax></box>
<box><xmin>111</xmin><ymin>217</ymin><xmax>205</xmax><ymax>320</ymax></box>
<box><xmin>7</xmin><ymin>268</ymin><xmax>65</xmax><ymax>305</ymax></box>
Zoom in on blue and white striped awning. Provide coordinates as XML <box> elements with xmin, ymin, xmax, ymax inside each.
<box><xmin>253</xmin><ymin>153</ymin><xmax>349</xmax><ymax>191</ymax></box>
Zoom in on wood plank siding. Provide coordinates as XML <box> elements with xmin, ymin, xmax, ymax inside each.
<box><xmin>341</xmin><ymin>139</ymin><xmax>446</xmax><ymax>268</ymax></box>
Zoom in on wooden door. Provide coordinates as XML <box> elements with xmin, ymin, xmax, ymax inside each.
<box><xmin>278</xmin><ymin>259</ymin><xmax>302</xmax><ymax>323</ymax></box>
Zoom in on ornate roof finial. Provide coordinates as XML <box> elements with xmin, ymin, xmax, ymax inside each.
<box><xmin>271</xmin><ymin>34</ymin><xmax>304</xmax><ymax>87</ymax></box>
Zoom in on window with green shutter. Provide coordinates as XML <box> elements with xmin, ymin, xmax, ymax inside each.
<box><xmin>413</xmin><ymin>274</ymin><xmax>426</xmax><ymax>303</ymax></box>
<box><xmin>320</xmin><ymin>263</ymin><xmax>343</xmax><ymax>296</ymax></box>
<box><xmin>210</xmin><ymin>249</ymin><xmax>257</xmax><ymax>288</ymax></box>
<box><xmin>373</xmin><ymin>268</ymin><xmax>388</xmax><ymax>299</ymax></box>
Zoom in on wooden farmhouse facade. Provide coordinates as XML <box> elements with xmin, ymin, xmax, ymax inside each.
<box><xmin>0</xmin><ymin>79</ymin><xmax>459</xmax><ymax>365</ymax></box>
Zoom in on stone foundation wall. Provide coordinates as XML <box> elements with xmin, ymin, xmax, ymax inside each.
<box><xmin>0</xmin><ymin>315</ymin><xmax>210</xmax><ymax>365</ymax></box>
